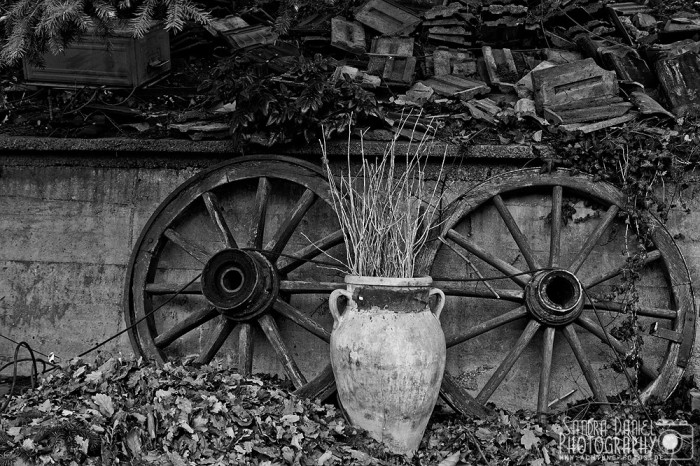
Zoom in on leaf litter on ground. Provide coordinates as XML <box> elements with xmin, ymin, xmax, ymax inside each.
<box><xmin>0</xmin><ymin>356</ymin><xmax>697</xmax><ymax>465</ymax></box>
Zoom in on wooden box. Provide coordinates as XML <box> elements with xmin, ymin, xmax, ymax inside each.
<box><xmin>23</xmin><ymin>27</ymin><xmax>170</xmax><ymax>87</ymax></box>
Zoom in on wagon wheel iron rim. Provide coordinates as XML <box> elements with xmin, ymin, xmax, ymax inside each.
<box><xmin>417</xmin><ymin>168</ymin><xmax>696</xmax><ymax>418</ymax></box>
<box><xmin>123</xmin><ymin>155</ymin><xmax>345</xmax><ymax>400</ymax></box>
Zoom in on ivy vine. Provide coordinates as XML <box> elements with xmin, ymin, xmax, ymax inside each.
<box><xmin>545</xmin><ymin>116</ymin><xmax>700</xmax><ymax>396</ymax></box>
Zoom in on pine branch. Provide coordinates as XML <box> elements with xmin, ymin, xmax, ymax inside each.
<box><xmin>129</xmin><ymin>0</ymin><xmax>158</xmax><ymax>38</ymax></box>
<box><xmin>177</xmin><ymin>0</ymin><xmax>210</xmax><ymax>27</ymax></box>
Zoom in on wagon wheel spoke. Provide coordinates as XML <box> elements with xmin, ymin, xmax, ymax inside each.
<box><xmin>251</xmin><ymin>177</ymin><xmax>271</xmax><ymax>249</ymax></box>
<box><xmin>446</xmin><ymin>229</ymin><xmax>530</xmax><ymax>287</ymax></box>
<box><xmin>153</xmin><ymin>306</ymin><xmax>219</xmax><ymax>348</ymax></box>
<box><xmin>537</xmin><ymin>327</ymin><xmax>556</xmax><ymax>419</ymax></box>
<box><xmin>446</xmin><ymin>305</ymin><xmax>528</xmax><ymax>348</ymax></box>
<box><xmin>266</xmin><ymin>189</ymin><xmax>317</xmax><ymax>258</ymax></box>
<box><xmin>258</xmin><ymin>314</ymin><xmax>308</xmax><ymax>389</ymax></box>
<box><xmin>576</xmin><ymin>315</ymin><xmax>659</xmax><ymax>380</ymax></box>
<box><xmin>476</xmin><ymin>319</ymin><xmax>541</xmax><ymax>404</ymax></box>
<box><xmin>279</xmin><ymin>281</ymin><xmax>344</xmax><ymax>294</ymax></box>
<box><xmin>562</xmin><ymin>325</ymin><xmax>609</xmax><ymax>407</ymax></box>
<box><xmin>196</xmin><ymin>319</ymin><xmax>237</xmax><ymax>365</ymax></box>
<box><xmin>440</xmin><ymin>372</ymin><xmax>493</xmax><ymax>418</ymax></box>
<box><xmin>293</xmin><ymin>364</ymin><xmax>336</xmax><ymax>401</ymax></box>
<box><xmin>127</xmin><ymin>157</ymin><xmax>344</xmax><ymax>399</ymax></box>
<box><xmin>164</xmin><ymin>228</ymin><xmax>210</xmax><ymax>264</ymax></box>
<box><xmin>433</xmin><ymin>282</ymin><xmax>524</xmax><ymax>303</ymax></box>
<box><xmin>568</xmin><ymin>205</ymin><xmax>620</xmax><ymax>273</ymax></box>
<box><xmin>583</xmin><ymin>250</ymin><xmax>662</xmax><ymax>289</ymax></box>
<box><xmin>272</xmin><ymin>298</ymin><xmax>331</xmax><ymax>343</ymax></box>
<box><xmin>202</xmin><ymin>191</ymin><xmax>237</xmax><ymax>249</ymax></box>
<box><xmin>146</xmin><ymin>281</ymin><xmax>202</xmax><ymax>295</ymax></box>
<box><xmin>416</xmin><ymin>168</ymin><xmax>695</xmax><ymax>416</ymax></box>
<box><xmin>583</xmin><ymin>300</ymin><xmax>677</xmax><ymax>320</ymax></box>
<box><xmin>238</xmin><ymin>323</ymin><xmax>254</xmax><ymax>377</ymax></box>
<box><xmin>493</xmin><ymin>194</ymin><xmax>540</xmax><ymax>270</ymax></box>
<box><xmin>277</xmin><ymin>229</ymin><xmax>345</xmax><ymax>275</ymax></box>
<box><xmin>549</xmin><ymin>186</ymin><xmax>563</xmax><ymax>267</ymax></box>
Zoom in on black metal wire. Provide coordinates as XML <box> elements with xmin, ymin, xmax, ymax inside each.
<box><xmin>0</xmin><ymin>333</ymin><xmax>51</xmax><ymax>358</ymax></box>
<box><xmin>77</xmin><ymin>272</ymin><xmax>203</xmax><ymax>358</ymax></box>
<box><xmin>0</xmin><ymin>342</ymin><xmax>38</xmax><ymax>414</ymax></box>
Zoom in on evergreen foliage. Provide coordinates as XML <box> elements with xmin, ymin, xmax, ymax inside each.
<box><xmin>0</xmin><ymin>0</ymin><xmax>211</xmax><ymax>66</ymax></box>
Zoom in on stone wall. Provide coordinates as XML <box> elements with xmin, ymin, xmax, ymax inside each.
<box><xmin>0</xmin><ymin>137</ymin><xmax>697</xmax><ymax>411</ymax></box>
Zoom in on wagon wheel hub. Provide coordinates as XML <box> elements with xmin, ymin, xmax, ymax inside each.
<box><xmin>525</xmin><ymin>269</ymin><xmax>584</xmax><ymax>326</ymax></box>
<box><xmin>201</xmin><ymin>249</ymin><xmax>279</xmax><ymax>321</ymax></box>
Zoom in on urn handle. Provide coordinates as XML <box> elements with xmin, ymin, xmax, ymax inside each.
<box><xmin>329</xmin><ymin>289</ymin><xmax>353</xmax><ymax>327</ymax></box>
<box><xmin>428</xmin><ymin>288</ymin><xmax>445</xmax><ymax>319</ymax></box>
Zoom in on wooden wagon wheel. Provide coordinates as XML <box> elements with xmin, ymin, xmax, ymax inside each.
<box><xmin>124</xmin><ymin>155</ymin><xmax>344</xmax><ymax>399</ymax></box>
<box><xmin>418</xmin><ymin>168</ymin><xmax>696</xmax><ymax>417</ymax></box>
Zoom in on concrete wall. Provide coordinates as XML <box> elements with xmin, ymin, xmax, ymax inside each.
<box><xmin>0</xmin><ymin>138</ymin><xmax>697</xmax><ymax>411</ymax></box>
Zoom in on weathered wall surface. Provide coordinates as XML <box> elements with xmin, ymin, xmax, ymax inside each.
<box><xmin>0</xmin><ymin>138</ymin><xmax>697</xmax><ymax>411</ymax></box>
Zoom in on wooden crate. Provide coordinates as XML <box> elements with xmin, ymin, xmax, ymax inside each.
<box><xmin>23</xmin><ymin>27</ymin><xmax>170</xmax><ymax>88</ymax></box>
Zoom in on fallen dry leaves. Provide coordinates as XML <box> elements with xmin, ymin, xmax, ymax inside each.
<box><xmin>0</xmin><ymin>357</ymin><xmax>696</xmax><ymax>465</ymax></box>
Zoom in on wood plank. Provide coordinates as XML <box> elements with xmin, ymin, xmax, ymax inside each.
<box><xmin>382</xmin><ymin>56</ymin><xmax>416</xmax><ymax>85</ymax></box>
<box><xmin>423</xmin><ymin>18</ymin><xmax>466</xmax><ymax>27</ymax></box>
<box><xmin>532</xmin><ymin>58</ymin><xmax>618</xmax><ymax>113</ymax></box>
<box><xmin>370</xmin><ymin>36</ymin><xmax>414</xmax><ymax>56</ymax></box>
<box><xmin>600</xmin><ymin>43</ymin><xmax>656</xmax><ymax>87</ymax></box>
<box><xmin>355</xmin><ymin>0</ymin><xmax>419</xmax><ymax>35</ymax></box>
<box><xmin>424</xmin><ymin>3</ymin><xmax>464</xmax><ymax>20</ymax></box>
<box><xmin>429</xmin><ymin>26</ymin><xmax>468</xmax><ymax>36</ymax></box>
<box><xmin>427</xmin><ymin>34</ymin><xmax>473</xmax><ymax>47</ymax></box>
<box><xmin>422</xmin><ymin>75</ymin><xmax>489</xmax><ymax>100</ymax></box>
<box><xmin>545</xmin><ymin>102</ymin><xmax>633</xmax><ymax>125</ymax></box>
<box><xmin>562</xmin><ymin>112</ymin><xmax>638</xmax><ymax>133</ymax></box>
<box><xmin>482</xmin><ymin>46</ymin><xmax>518</xmax><ymax>85</ymax></box>
<box><xmin>655</xmin><ymin>50</ymin><xmax>700</xmax><ymax>116</ymax></box>
<box><xmin>433</xmin><ymin>48</ymin><xmax>475</xmax><ymax>76</ymax></box>
<box><xmin>330</xmin><ymin>17</ymin><xmax>366</xmax><ymax>54</ymax></box>
<box><xmin>630</xmin><ymin>92</ymin><xmax>675</xmax><ymax>119</ymax></box>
